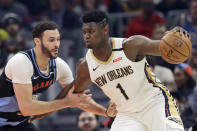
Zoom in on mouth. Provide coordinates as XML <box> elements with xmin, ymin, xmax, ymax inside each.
<box><xmin>52</xmin><ymin>49</ymin><xmax>59</xmax><ymax>54</ymax></box>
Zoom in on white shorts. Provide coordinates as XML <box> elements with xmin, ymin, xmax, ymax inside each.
<box><xmin>110</xmin><ymin>100</ymin><xmax>184</xmax><ymax>131</ymax></box>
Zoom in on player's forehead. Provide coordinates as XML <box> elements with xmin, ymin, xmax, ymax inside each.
<box><xmin>82</xmin><ymin>22</ymin><xmax>99</xmax><ymax>30</ymax></box>
<box><xmin>42</xmin><ymin>29</ymin><xmax>60</xmax><ymax>38</ymax></box>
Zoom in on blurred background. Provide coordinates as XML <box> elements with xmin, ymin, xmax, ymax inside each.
<box><xmin>0</xmin><ymin>0</ymin><xmax>196</xmax><ymax>131</ymax></box>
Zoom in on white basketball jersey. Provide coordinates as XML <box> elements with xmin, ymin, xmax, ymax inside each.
<box><xmin>86</xmin><ymin>37</ymin><xmax>179</xmax><ymax>116</ymax></box>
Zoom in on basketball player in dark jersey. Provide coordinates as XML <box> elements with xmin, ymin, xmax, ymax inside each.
<box><xmin>0</xmin><ymin>21</ymin><xmax>94</xmax><ymax>131</ymax></box>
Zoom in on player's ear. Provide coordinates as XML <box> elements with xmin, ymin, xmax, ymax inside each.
<box><xmin>103</xmin><ymin>25</ymin><xmax>109</xmax><ymax>35</ymax></box>
<box><xmin>34</xmin><ymin>38</ymin><xmax>41</xmax><ymax>46</ymax></box>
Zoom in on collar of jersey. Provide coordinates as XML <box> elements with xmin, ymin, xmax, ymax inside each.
<box><xmin>30</xmin><ymin>49</ymin><xmax>52</xmax><ymax>78</ymax></box>
<box><xmin>90</xmin><ymin>38</ymin><xmax>115</xmax><ymax>65</ymax></box>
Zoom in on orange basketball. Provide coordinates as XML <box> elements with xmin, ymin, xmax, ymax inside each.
<box><xmin>159</xmin><ymin>31</ymin><xmax>192</xmax><ymax>64</ymax></box>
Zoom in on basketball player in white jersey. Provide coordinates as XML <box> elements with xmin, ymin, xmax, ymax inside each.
<box><xmin>75</xmin><ymin>11</ymin><xmax>186</xmax><ymax>131</ymax></box>
<box><xmin>32</xmin><ymin>11</ymin><xmax>189</xmax><ymax>130</ymax></box>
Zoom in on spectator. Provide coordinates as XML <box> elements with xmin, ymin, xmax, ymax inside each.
<box><xmin>17</xmin><ymin>0</ymin><xmax>46</xmax><ymax>16</ymax></box>
<box><xmin>121</xmin><ymin>0</ymin><xmax>142</xmax><ymax>14</ymax></box>
<box><xmin>75</xmin><ymin>0</ymin><xmax>107</xmax><ymax>16</ymax></box>
<box><xmin>187</xmin><ymin>45</ymin><xmax>197</xmax><ymax>83</ymax></box>
<box><xmin>0</xmin><ymin>28</ymin><xmax>9</xmax><ymax>74</ymax></box>
<box><xmin>182</xmin><ymin>0</ymin><xmax>197</xmax><ymax>46</ymax></box>
<box><xmin>156</xmin><ymin>0</ymin><xmax>187</xmax><ymax>16</ymax></box>
<box><xmin>42</xmin><ymin>0</ymin><xmax>81</xmax><ymax>30</ymax></box>
<box><xmin>105</xmin><ymin>0</ymin><xmax>124</xmax><ymax>13</ymax></box>
<box><xmin>1</xmin><ymin>13</ymin><xmax>27</xmax><ymax>61</ymax></box>
<box><xmin>174</xmin><ymin>63</ymin><xmax>197</xmax><ymax>129</ymax></box>
<box><xmin>168</xmin><ymin>0</ymin><xmax>197</xmax><ymax>45</ymax></box>
<box><xmin>17</xmin><ymin>0</ymin><xmax>46</xmax><ymax>28</ymax></box>
<box><xmin>125</xmin><ymin>0</ymin><xmax>165</xmax><ymax>38</ymax></box>
<box><xmin>188</xmin><ymin>116</ymin><xmax>197</xmax><ymax>131</ymax></box>
<box><xmin>77</xmin><ymin>111</ymin><xmax>100</xmax><ymax>131</ymax></box>
<box><xmin>0</xmin><ymin>0</ymin><xmax>29</xmax><ymax>20</ymax></box>
<box><xmin>151</xmin><ymin>23</ymin><xmax>167</xmax><ymax>40</ymax></box>
<box><xmin>182</xmin><ymin>0</ymin><xmax>197</xmax><ymax>44</ymax></box>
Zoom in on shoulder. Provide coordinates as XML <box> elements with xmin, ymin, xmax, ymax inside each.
<box><xmin>7</xmin><ymin>53</ymin><xmax>31</xmax><ymax>66</ymax></box>
<box><xmin>123</xmin><ymin>35</ymin><xmax>144</xmax><ymax>48</ymax></box>
<box><xmin>77</xmin><ymin>58</ymin><xmax>88</xmax><ymax>70</ymax></box>
<box><xmin>55</xmin><ymin>57</ymin><xmax>72</xmax><ymax>72</ymax></box>
<box><xmin>5</xmin><ymin>53</ymin><xmax>33</xmax><ymax>81</ymax></box>
<box><xmin>55</xmin><ymin>57</ymin><xmax>69</xmax><ymax>66</ymax></box>
<box><xmin>122</xmin><ymin>35</ymin><xmax>151</xmax><ymax>61</ymax></box>
<box><xmin>76</xmin><ymin>58</ymin><xmax>89</xmax><ymax>76</ymax></box>
<box><xmin>123</xmin><ymin>35</ymin><xmax>151</xmax><ymax>46</ymax></box>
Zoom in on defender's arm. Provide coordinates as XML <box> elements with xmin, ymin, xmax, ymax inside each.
<box><xmin>13</xmin><ymin>83</ymin><xmax>68</xmax><ymax>116</ymax></box>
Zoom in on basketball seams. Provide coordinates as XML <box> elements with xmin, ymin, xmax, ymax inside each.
<box><xmin>162</xmin><ymin>39</ymin><xmax>188</xmax><ymax>57</ymax></box>
<box><xmin>160</xmin><ymin>44</ymin><xmax>182</xmax><ymax>64</ymax></box>
<box><xmin>167</xmin><ymin>34</ymin><xmax>191</xmax><ymax>55</ymax></box>
<box><xmin>162</xmin><ymin>54</ymin><xmax>182</xmax><ymax>64</ymax></box>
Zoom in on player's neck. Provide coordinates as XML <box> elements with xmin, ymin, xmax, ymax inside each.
<box><xmin>92</xmin><ymin>38</ymin><xmax>112</xmax><ymax>62</ymax></box>
<box><xmin>33</xmin><ymin>48</ymin><xmax>49</xmax><ymax>70</ymax></box>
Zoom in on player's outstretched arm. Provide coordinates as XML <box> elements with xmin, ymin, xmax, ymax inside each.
<box><xmin>13</xmin><ymin>83</ymin><xmax>75</xmax><ymax>116</ymax></box>
<box><xmin>123</xmin><ymin>26</ymin><xmax>190</xmax><ymax>58</ymax></box>
<box><xmin>123</xmin><ymin>35</ymin><xmax>161</xmax><ymax>57</ymax></box>
<box><xmin>29</xmin><ymin>58</ymin><xmax>117</xmax><ymax>122</ymax></box>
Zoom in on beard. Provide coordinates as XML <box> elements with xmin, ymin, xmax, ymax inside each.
<box><xmin>41</xmin><ymin>41</ymin><xmax>58</xmax><ymax>59</ymax></box>
<box><xmin>87</xmin><ymin>45</ymin><xmax>93</xmax><ymax>49</ymax></box>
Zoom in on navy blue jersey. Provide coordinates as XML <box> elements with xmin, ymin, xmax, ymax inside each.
<box><xmin>0</xmin><ymin>49</ymin><xmax>57</xmax><ymax>126</ymax></box>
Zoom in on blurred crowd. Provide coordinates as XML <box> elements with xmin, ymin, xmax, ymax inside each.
<box><xmin>0</xmin><ymin>0</ymin><xmax>197</xmax><ymax>131</ymax></box>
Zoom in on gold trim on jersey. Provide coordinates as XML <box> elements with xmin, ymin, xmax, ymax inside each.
<box><xmin>144</xmin><ymin>63</ymin><xmax>180</xmax><ymax>117</ymax></box>
<box><xmin>90</xmin><ymin>38</ymin><xmax>115</xmax><ymax>65</ymax></box>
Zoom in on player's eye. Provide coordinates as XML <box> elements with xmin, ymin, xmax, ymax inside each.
<box><xmin>49</xmin><ymin>39</ymin><xmax>54</xmax><ymax>42</ymax></box>
<box><xmin>90</xmin><ymin>30</ymin><xmax>95</xmax><ymax>34</ymax></box>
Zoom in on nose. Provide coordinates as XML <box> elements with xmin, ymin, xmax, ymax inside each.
<box><xmin>84</xmin><ymin>119</ymin><xmax>90</xmax><ymax>124</ymax></box>
<box><xmin>54</xmin><ymin>40</ymin><xmax>60</xmax><ymax>48</ymax></box>
<box><xmin>84</xmin><ymin>33</ymin><xmax>90</xmax><ymax>40</ymax></box>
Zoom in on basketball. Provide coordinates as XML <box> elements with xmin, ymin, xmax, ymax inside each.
<box><xmin>159</xmin><ymin>31</ymin><xmax>192</xmax><ymax>64</ymax></box>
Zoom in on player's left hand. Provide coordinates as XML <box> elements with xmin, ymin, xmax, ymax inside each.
<box><xmin>168</xmin><ymin>26</ymin><xmax>191</xmax><ymax>40</ymax></box>
<box><xmin>105</xmin><ymin>102</ymin><xmax>117</xmax><ymax>117</ymax></box>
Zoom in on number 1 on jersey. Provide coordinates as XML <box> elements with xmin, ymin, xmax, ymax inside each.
<box><xmin>116</xmin><ymin>83</ymin><xmax>129</xmax><ymax>100</ymax></box>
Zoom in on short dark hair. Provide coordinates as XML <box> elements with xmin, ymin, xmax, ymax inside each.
<box><xmin>82</xmin><ymin>11</ymin><xmax>109</xmax><ymax>27</ymax></box>
<box><xmin>32</xmin><ymin>21</ymin><xmax>59</xmax><ymax>38</ymax></box>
